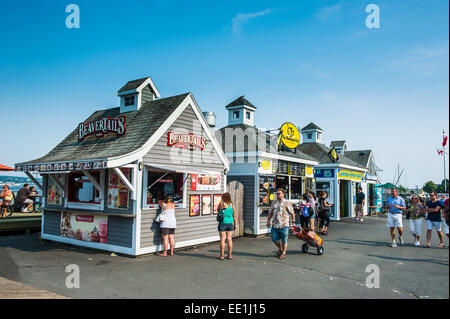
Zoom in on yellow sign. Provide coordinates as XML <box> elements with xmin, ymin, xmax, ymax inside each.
<box><xmin>279</xmin><ymin>122</ymin><xmax>300</xmax><ymax>149</ymax></box>
<box><xmin>269</xmin><ymin>193</ymin><xmax>275</xmax><ymax>201</ymax></box>
<box><xmin>261</xmin><ymin>161</ymin><xmax>271</xmax><ymax>171</ymax></box>
<box><xmin>329</xmin><ymin>148</ymin><xmax>339</xmax><ymax>162</ymax></box>
<box><xmin>305</xmin><ymin>166</ymin><xmax>313</xmax><ymax>176</ymax></box>
<box><xmin>338</xmin><ymin>169</ymin><xmax>364</xmax><ymax>181</ymax></box>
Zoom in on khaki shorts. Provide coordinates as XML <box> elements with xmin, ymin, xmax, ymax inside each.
<box><xmin>355</xmin><ymin>204</ymin><xmax>363</xmax><ymax>214</ymax></box>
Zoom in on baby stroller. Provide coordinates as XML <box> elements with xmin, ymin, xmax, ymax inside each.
<box><xmin>290</xmin><ymin>224</ymin><xmax>324</xmax><ymax>255</ymax></box>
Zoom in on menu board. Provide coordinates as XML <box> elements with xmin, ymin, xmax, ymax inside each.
<box><xmin>289</xmin><ymin>163</ymin><xmax>305</xmax><ymax>176</ymax></box>
<box><xmin>107</xmin><ymin>168</ymin><xmax>130</xmax><ymax>210</ymax></box>
<box><xmin>259</xmin><ymin>175</ymin><xmax>276</xmax><ymax>207</ymax></box>
<box><xmin>213</xmin><ymin>194</ymin><xmax>222</xmax><ymax>215</ymax></box>
<box><xmin>201</xmin><ymin>195</ymin><xmax>212</xmax><ymax>215</ymax></box>
<box><xmin>277</xmin><ymin>160</ymin><xmax>289</xmax><ymax>174</ymax></box>
<box><xmin>189</xmin><ymin>195</ymin><xmax>201</xmax><ymax>216</ymax></box>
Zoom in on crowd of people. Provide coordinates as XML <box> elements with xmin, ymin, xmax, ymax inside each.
<box><xmin>0</xmin><ymin>183</ymin><xmax>39</xmax><ymax>216</ymax></box>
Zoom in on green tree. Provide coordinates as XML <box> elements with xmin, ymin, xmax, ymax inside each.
<box><xmin>398</xmin><ymin>185</ymin><xmax>407</xmax><ymax>193</ymax></box>
<box><xmin>436</xmin><ymin>179</ymin><xmax>449</xmax><ymax>193</ymax></box>
<box><xmin>423</xmin><ymin>181</ymin><xmax>437</xmax><ymax>194</ymax></box>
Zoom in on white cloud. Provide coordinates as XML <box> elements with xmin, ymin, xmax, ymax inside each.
<box><xmin>315</xmin><ymin>4</ymin><xmax>341</xmax><ymax>22</ymax></box>
<box><xmin>232</xmin><ymin>9</ymin><xmax>272</xmax><ymax>33</ymax></box>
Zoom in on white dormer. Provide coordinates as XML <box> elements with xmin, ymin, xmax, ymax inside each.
<box><xmin>117</xmin><ymin>77</ymin><xmax>161</xmax><ymax>113</ymax></box>
<box><xmin>300</xmin><ymin>122</ymin><xmax>324</xmax><ymax>144</ymax></box>
<box><xmin>329</xmin><ymin>141</ymin><xmax>347</xmax><ymax>154</ymax></box>
<box><xmin>225</xmin><ymin>96</ymin><xmax>256</xmax><ymax>126</ymax></box>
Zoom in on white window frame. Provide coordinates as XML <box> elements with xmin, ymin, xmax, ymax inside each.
<box><xmin>142</xmin><ymin>166</ymin><xmax>187</xmax><ymax>210</ymax></box>
<box><xmin>66</xmin><ymin>170</ymin><xmax>105</xmax><ymax>211</ymax></box>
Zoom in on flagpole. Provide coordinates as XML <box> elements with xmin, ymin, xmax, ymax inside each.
<box><xmin>444</xmin><ymin>129</ymin><xmax>447</xmax><ymax>193</ymax></box>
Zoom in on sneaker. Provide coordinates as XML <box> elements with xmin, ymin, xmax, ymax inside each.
<box><xmin>391</xmin><ymin>241</ymin><xmax>397</xmax><ymax>248</ymax></box>
<box><xmin>398</xmin><ymin>237</ymin><xmax>404</xmax><ymax>246</ymax></box>
<box><xmin>414</xmin><ymin>241</ymin><xmax>420</xmax><ymax>247</ymax></box>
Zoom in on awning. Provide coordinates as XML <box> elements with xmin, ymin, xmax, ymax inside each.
<box><xmin>144</xmin><ymin>163</ymin><xmax>216</xmax><ymax>175</ymax></box>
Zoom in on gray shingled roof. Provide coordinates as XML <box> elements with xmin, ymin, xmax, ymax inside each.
<box><xmin>17</xmin><ymin>93</ymin><xmax>190</xmax><ymax>165</ymax></box>
<box><xmin>330</xmin><ymin>140</ymin><xmax>346</xmax><ymax>148</ymax></box>
<box><xmin>344</xmin><ymin>150</ymin><xmax>372</xmax><ymax>168</ymax></box>
<box><xmin>301</xmin><ymin>122</ymin><xmax>323</xmax><ymax>131</ymax></box>
<box><xmin>297</xmin><ymin>142</ymin><xmax>365</xmax><ymax>168</ymax></box>
<box><xmin>225</xmin><ymin>96</ymin><xmax>257</xmax><ymax>109</ymax></box>
<box><xmin>217</xmin><ymin>124</ymin><xmax>317</xmax><ymax>163</ymax></box>
<box><xmin>117</xmin><ymin>77</ymin><xmax>148</xmax><ymax>93</ymax></box>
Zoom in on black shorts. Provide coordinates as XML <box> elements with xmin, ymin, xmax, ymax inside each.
<box><xmin>160</xmin><ymin>228</ymin><xmax>175</xmax><ymax>235</ymax></box>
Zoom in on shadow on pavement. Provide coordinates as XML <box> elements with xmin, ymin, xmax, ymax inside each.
<box><xmin>332</xmin><ymin>237</ymin><xmax>388</xmax><ymax>247</ymax></box>
<box><xmin>368</xmin><ymin>254</ymin><xmax>449</xmax><ymax>267</ymax></box>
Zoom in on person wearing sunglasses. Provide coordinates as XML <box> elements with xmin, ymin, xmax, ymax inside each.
<box><xmin>424</xmin><ymin>192</ymin><xmax>445</xmax><ymax>248</ymax></box>
<box><xmin>267</xmin><ymin>188</ymin><xmax>295</xmax><ymax>260</ymax></box>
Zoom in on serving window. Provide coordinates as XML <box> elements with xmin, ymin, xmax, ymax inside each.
<box><xmin>68</xmin><ymin>171</ymin><xmax>101</xmax><ymax>204</ymax></box>
<box><xmin>290</xmin><ymin>177</ymin><xmax>302</xmax><ymax>200</ymax></box>
<box><xmin>276</xmin><ymin>175</ymin><xmax>289</xmax><ymax>197</ymax></box>
<box><xmin>145</xmin><ymin>170</ymin><xmax>185</xmax><ymax>209</ymax></box>
<box><xmin>107</xmin><ymin>168</ymin><xmax>132</xmax><ymax>210</ymax></box>
<box><xmin>46</xmin><ymin>175</ymin><xmax>64</xmax><ymax>206</ymax></box>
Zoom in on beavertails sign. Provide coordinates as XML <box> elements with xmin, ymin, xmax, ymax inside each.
<box><xmin>167</xmin><ymin>132</ymin><xmax>207</xmax><ymax>150</ymax></box>
<box><xmin>78</xmin><ymin>115</ymin><xmax>127</xmax><ymax>141</ymax></box>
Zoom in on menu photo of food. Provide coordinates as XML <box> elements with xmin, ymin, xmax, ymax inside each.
<box><xmin>189</xmin><ymin>195</ymin><xmax>201</xmax><ymax>217</ymax></box>
<box><xmin>201</xmin><ymin>195</ymin><xmax>212</xmax><ymax>215</ymax></box>
<box><xmin>60</xmin><ymin>212</ymin><xmax>108</xmax><ymax>244</ymax></box>
<box><xmin>213</xmin><ymin>194</ymin><xmax>222</xmax><ymax>215</ymax></box>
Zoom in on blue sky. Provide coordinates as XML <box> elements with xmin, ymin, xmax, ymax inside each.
<box><xmin>0</xmin><ymin>0</ymin><xmax>448</xmax><ymax>188</ymax></box>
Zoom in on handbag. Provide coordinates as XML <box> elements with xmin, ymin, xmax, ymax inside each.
<box><xmin>217</xmin><ymin>209</ymin><xmax>224</xmax><ymax>223</ymax></box>
<box><xmin>154</xmin><ymin>207</ymin><xmax>166</xmax><ymax>223</ymax></box>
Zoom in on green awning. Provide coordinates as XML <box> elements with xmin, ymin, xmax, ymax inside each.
<box><xmin>377</xmin><ymin>183</ymin><xmax>397</xmax><ymax>189</ymax></box>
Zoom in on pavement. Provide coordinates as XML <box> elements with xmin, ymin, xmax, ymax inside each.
<box><xmin>0</xmin><ymin>216</ymin><xmax>448</xmax><ymax>299</ymax></box>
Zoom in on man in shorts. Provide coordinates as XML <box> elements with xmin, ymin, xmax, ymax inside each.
<box><xmin>355</xmin><ymin>186</ymin><xmax>365</xmax><ymax>222</ymax></box>
<box><xmin>16</xmin><ymin>184</ymin><xmax>34</xmax><ymax>212</ymax></box>
<box><xmin>386</xmin><ymin>188</ymin><xmax>406</xmax><ymax>247</ymax></box>
<box><xmin>424</xmin><ymin>192</ymin><xmax>445</xmax><ymax>248</ymax></box>
<box><xmin>267</xmin><ymin>188</ymin><xmax>295</xmax><ymax>260</ymax></box>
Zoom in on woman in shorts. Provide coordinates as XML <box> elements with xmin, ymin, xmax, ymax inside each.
<box><xmin>408</xmin><ymin>195</ymin><xmax>425</xmax><ymax>247</ymax></box>
<box><xmin>217</xmin><ymin>192</ymin><xmax>236</xmax><ymax>260</ymax></box>
<box><xmin>158</xmin><ymin>195</ymin><xmax>177</xmax><ymax>256</ymax></box>
<box><xmin>0</xmin><ymin>185</ymin><xmax>13</xmax><ymax>217</ymax></box>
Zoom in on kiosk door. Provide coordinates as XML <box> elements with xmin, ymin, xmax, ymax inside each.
<box><xmin>340</xmin><ymin>180</ymin><xmax>350</xmax><ymax>218</ymax></box>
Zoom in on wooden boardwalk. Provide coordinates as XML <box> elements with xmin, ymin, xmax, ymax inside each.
<box><xmin>0</xmin><ymin>213</ymin><xmax>42</xmax><ymax>232</ymax></box>
<box><xmin>0</xmin><ymin>276</ymin><xmax>68</xmax><ymax>299</ymax></box>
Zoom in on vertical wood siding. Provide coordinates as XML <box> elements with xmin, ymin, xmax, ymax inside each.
<box><xmin>140</xmin><ymin>104</ymin><xmax>226</xmax><ymax>248</ymax></box>
<box><xmin>226</xmin><ymin>175</ymin><xmax>255</xmax><ymax>234</ymax></box>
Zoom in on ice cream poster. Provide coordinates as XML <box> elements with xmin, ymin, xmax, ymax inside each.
<box><xmin>189</xmin><ymin>195</ymin><xmax>200</xmax><ymax>216</ymax></box>
<box><xmin>190</xmin><ymin>172</ymin><xmax>221</xmax><ymax>191</ymax></box>
<box><xmin>201</xmin><ymin>195</ymin><xmax>212</xmax><ymax>215</ymax></box>
<box><xmin>213</xmin><ymin>194</ymin><xmax>222</xmax><ymax>215</ymax></box>
<box><xmin>60</xmin><ymin>212</ymin><xmax>108</xmax><ymax>243</ymax></box>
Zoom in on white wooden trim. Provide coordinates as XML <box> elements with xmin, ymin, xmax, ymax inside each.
<box><xmin>136</xmin><ymin>235</ymin><xmax>220</xmax><ymax>255</ymax></box>
<box><xmin>260</xmin><ymin>152</ymin><xmax>318</xmax><ymax>165</ymax></box>
<box><xmin>25</xmin><ymin>172</ymin><xmax>43</xmax><ymax>190</ymax></box>
<box><xmin>113</xmin><ymin>167</ymin><xmax>135</xmax><ymax>194</ymax></box>
<box><xmin>41</xmin><ymin>233</ymin><xmax>135</xmax><ymax>255</ymax></box>
<box><xmin>106</xmin><ymin>94</ymin><xmax>229</xmax><ymax>170</ymax></box>
<box><xmin>135</xmin><ymin>160</ymin><xmax>143</xmax><ymax>251</ymax></box>
<box><xmin>81</xmin><ymin>169</ymin><xmax>101</xmax><ymax>192</ymax></box>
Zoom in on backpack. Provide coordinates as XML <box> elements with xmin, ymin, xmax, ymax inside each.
<box><xmin>302</xmin><ymin>206</ymin><xmax>309</xmax><ymax>217</ymax></box>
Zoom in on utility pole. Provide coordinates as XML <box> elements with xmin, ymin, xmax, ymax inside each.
<box><xmin>444</xmin><ymin>130</ymin><xmax>447</xmax><ymax>193</ymax></box>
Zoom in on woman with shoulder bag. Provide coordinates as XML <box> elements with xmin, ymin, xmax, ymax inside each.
<box><xmin>158</xmin><ymin>195</ymin><xmax>177</xmax><ymax>256</ymax></box>
<box><xmin>0</xmin><ymin>185</ymin><xmax>13</xmax><ymax>217</ymax></box>
<box><xmin>217</xmin><ymin>192</ymin><xmax>236</xmax><ymax>260</ymax></box>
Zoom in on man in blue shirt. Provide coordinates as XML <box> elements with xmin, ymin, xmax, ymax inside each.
<box><xmin>424</xmin><ymin>192</ymin><xmax>444</xmax><ymax>248</ymax></box>
<box><xmin>386</xmin><ymin>188</ymin><xmax>406</xmax><ymax>247</ymax></box>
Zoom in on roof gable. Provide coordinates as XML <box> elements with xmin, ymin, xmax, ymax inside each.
<box><xmin>225</xmin><ymin>96</ymin><xmax>257</xmax><ymax>109</ymax></box>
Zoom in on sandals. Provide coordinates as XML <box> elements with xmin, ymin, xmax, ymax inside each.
<box><xmin>157</xmin><ymin>253</ymin><xmax>167</xmax><ymax>257</ymax></box>
<box><xmin>217</xmin><ymin>256</ymin><xmax>224</xmax><ymax>260</ymax></box>
<box><xmin>423</xmin><ymin>244</ymin><xmax>431</xmax><ymax>248</ymax></box>
<box><xmin>278</xmin><ymin>253</ymin><xmax>286</xmax><ymax>260</ymax></box>
<box><xmin>437</xmin><ymin>243</ymin><xmax>444</xmax><ymax>248</ymax></box>
<box><xmin>226</xmin><ymin>256</ymin><xmax>232</xmax><ymax>260</ymax></box>
<box><xmin>277</xmin><ymin>250</ymin><xmax>282</xmax><ymax>257</ymax></box>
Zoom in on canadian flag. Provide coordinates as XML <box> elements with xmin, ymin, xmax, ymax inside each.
<box><xmin>443</xmin><ymin>135</ymin><xmax>448</xmax><ymax>147</ymax></box>
<box><xmin>437</xmin><ymin>149</ymin><xmax>444</xmax><ymax>156</ymax></box>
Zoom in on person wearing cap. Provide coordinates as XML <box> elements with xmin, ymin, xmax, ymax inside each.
<box><xmin>408</xmin><ymin>195</ymin><xmax>425</xmax><ymax>247</ymax></box>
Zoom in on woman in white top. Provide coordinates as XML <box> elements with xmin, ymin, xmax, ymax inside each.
<box><xmin>158</xmin><ymin>195</ymin><xmax>177</xmax><ymax>256</ymax></box>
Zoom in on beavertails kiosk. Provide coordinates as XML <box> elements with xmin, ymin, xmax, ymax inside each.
<box><xmin>15</xmin><ymin>77</ymin><xmax>229</xmax><ymax>256</ymax></box>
